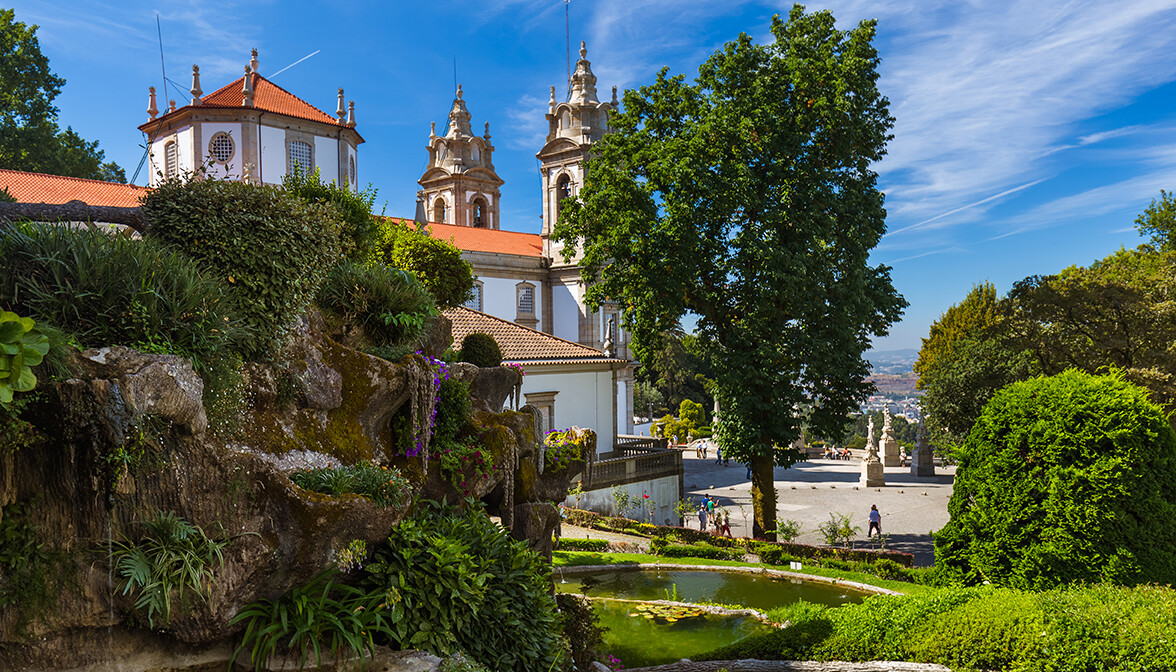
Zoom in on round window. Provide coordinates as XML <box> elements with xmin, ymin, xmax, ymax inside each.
<box><xmin>209</xmin><ymin>133</ymin><xmax>235</xmax><ymax>164</ymax></box>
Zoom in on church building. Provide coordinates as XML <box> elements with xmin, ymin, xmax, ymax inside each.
<box><xmin>418</xmin><ymin>43</ymin><xmax>639</xmax><ymax>453</ymax></box>
<box><xmin>139</xmin><ymin>50</ymin><xmax>363</xmax><ymax>189</ymax></box>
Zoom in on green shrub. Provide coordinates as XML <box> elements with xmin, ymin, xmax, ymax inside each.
<box><xmin>370</xmin><ymin>219</ymin><xmax>474</xmax><ymax>308</ymax></box>
<box><xmin>363</xmin><ymin>503</ymin><xmax>562</xmax><ymax>671</ymax></box>
<box><xmin>283</xmin><ymin>165</ymin><xmax>378</xmax><ymax>259</ymax></box>
<box><xmin>112</xmin><ymin>511</ymin><xmax>228</xmax><ymax>628</ymax></box>
<box><xmin>871</xmin><ymin>558</ymin><xmax>911</xmax><ymax>582</ymax></box>
<box><xmin>556</xmin><ymin>537</ymin><xmax>610</xmax><ymax>552</ymax></box>
<box><xmin>459</xmin><ymin>332</ymin><xmax>502</xmax><ymax>368</ymax></box>
<box><xmin>315</xmin><ymin>260</ymin><xmax>437</xmax><ymax>348</ymax></box>
<box><xmin>935</xmin><ymin>369</ymin><xmax>1176</xmax><ymax>589</ymax></box>
<box><xmin>0</xmin><ymin>223</ymin><xmax>245</xmax><ymax>366</ymax></box>
<box><xmin>0</xmin><ymin>311</ymin><xmax>48</xmax><ymax>406</ymax></box>
<box><xmin>142</xmin><ymin>177</ymin><xmax>345</xmax><ymax>359</ymax></box>
<box><xmin>289</xmin><ymin>462</ymin><xmax>412</xmax><ymax>507</ymax></box>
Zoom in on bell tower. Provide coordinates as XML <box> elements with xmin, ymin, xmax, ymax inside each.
<box><xmin>537</xmin><ymin>42</ymin><xmax>618</xmax><ymax>260</ymax></box>
<box><xmin>418</xmin><ymin>85</ymin><xmax>504</xmax><ymax>228</ymax></box>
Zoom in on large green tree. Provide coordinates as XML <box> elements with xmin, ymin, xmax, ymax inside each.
<box><xmin>555</xmin><ymin>5</ymin><xmax>906</xmax><ymax>539</ymax></box>
<box><xmin>0</xmin><ymin>9</ymin><xmax>125</xmax><ymax>182</ymax></box>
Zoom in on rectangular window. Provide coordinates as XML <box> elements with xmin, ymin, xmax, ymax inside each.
<box><xmin>288</xmin><ymin>140</ymin><xmax>312</xmax><ymax>172</ymax></box>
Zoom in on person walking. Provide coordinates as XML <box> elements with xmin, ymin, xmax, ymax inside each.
<box><xmin>868</xmin><ymin>504</ymin><xmax>882</xmax><ymax>538</ymax></box>
<box><xmin>698</xmin><ymin>504</ymin><xmax>708</xmax><ymax>531</ymax></box>
<box><xmin>721</xmin><ymin>511</ymin><xmax>732</xmax><ymax>538</ymax></box>
<box><xmin>714</xmin><ymin>444</ymin><xmax>723</xmax><ymax>465</ymax></box>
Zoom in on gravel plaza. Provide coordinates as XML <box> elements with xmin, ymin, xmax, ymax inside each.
<box><xmin>680</xmin><ymin>449</ymin><xmax>957</xmax><ymax>566</ymax></box>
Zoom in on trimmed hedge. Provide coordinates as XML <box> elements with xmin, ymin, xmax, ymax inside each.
<box><xmin>459</xmin><ymin>333</ymin><xmax>502</xmax><ymax>368</ymax></box>
<box><xmin>556</xmin><ymin>537</ymin><xmax>610</xmax><ymax>552</ymax></box>
<box><xmin>754</xmin><ymin>541</ymin><xmax>913</xmax><ymax>568</ymax></box>
<box><xmin>143</xmin><ymin>177</ymin><xmax>345</xmax><ymax>360</ymax></box>
<box><xmin>701</xmin><ymin>583</ymin><xmax>1176</xmax><ymax>671</ymax></box>
<box><xmin>651</xmin><ymin>539</ymin><xmax>744</xmax><ymax>561</ymax></box>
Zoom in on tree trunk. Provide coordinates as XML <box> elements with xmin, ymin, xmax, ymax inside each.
<box><xmin>750</xmin><ymin>452</ymin><xmax>777</xmax><ymax>541</ymax></box>
<box><xmin>0</xmin><ymin>202</ymin><xmax>147</xmax><ymax>234</ymax></box>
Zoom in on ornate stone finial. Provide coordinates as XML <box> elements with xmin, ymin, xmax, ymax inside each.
<box><xmin>337</xmin><ymin>88</ymin><xmax>346</xmax><ymax>122</ymax></box>
<box><xmin>347</xmin><ymin>101</ymin><xmax>355</xmax><ymax>127</ymax></box>
<box><xmin>484</xmin><ymin>121</ymin><xmax>491</xmax><ymax>140</ymax></box>
<box><xmin>579</xmin><ymin>40</ymin><xmax>587</xmax><ymax>60</ymax></box>
<box><xmin>548</xmin><ymin>85</ymin><xmax>557</xmax><ymax>110</ymax></box>
<box><xmin>446</xmin><ymin>83</ymin><xmax>473</xmax><ymax>137</ymax></box>
<box><xmin>168</xmin><ymin>99</ymin><xmax>176</xmax><ymax>113</ymax></box>
<box><xmin>190</xmin><ymin>64</ymin><xmax>203</xmax><ymax>105</ymax></box>
<box><xmin>250</xmin><ymin>48</ymin><xmax>259</xmax><ymax>75</ymax></box>
<box><xmin>242</xmin><ymin>66</ymin><xmax>254</xmax><ymax>107</ymax></box>
<box><xmin>569</xmin><ymin>42</ymin><xmax>599</xmax><ymax>104</ymax></box>
<box><xmin>430</xmin><ymin>121</ymin><xmax>436</xmax><ymax>138</ymax></box>
<box><xmin>611</xmin><ymin>85</ymin><xmax>618</xmax><ymax>106</ymax></box>
<box><xmin>147</xmin><ymin>86</ymin><xmax>158</xmax><ymax>121</ymax></box>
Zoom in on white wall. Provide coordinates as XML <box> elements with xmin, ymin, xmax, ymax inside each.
<box><xmin>479</xmin><ymin>276</ymin><xmax>543</xmax><ymax>332</ymax></box>
<box><xmin>552</xmin><ymin>282</ymin><xmax>580</xmax><ymax>342</ymax></box>
<box><xmin>520</xmin><ymin>368</ymin><xmax>613</xmax><ymax>455</ymax></box>
<box><xmin>565</xmin><ymin>474</ymin><xmax>680</xmax><ymax>526</ymax></box>
<box><xmin>616</xmin><ymin>378</ymin><xmax>627</xmax><ymax>434</ymax></box>
<box><xmin>148</xmin><ymin>126</ymin><xmax>193</xmax><ymax>185</ymax></box>
<box><xmin>200</xmin><ymin>122</ymin><xmax>242</xmax><ymax>181</ymax></box>
<box><xmin>314</xmin><ymin>135</ymin><xmax>339</xmax><ymax>185</ymax></box>
<box><xmin>260</xmin><ymin>125</ymin><xmax>286</xmax><ymax>184</ymax></box>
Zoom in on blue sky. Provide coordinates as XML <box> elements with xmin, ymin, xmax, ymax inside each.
<box><xmin>11</xmin><ymin>0</ymin><xmax>1176</xmax><ymax>353</ymax></box>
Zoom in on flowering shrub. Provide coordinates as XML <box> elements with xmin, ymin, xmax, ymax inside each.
<box><xmin>405</xmin><ymin>353</ymin><xmax>448</xmax><ymax>459</ymax></box>
<box><xmin>543</xmin><ymin>429</ymin><xmax>586</xmax><ymax>472</ymax></box>
<box><xmin>289</xmin><ymin>461</ymin><xmax>411</xmax><ymax>507</ymax></box>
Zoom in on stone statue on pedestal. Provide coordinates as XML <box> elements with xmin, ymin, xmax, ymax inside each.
<box><xmin>861</xmin><ymin>415</ymin><xmax>885</xmax><ymax>487</ymax></box>
<box><xmin>881</xmin><ymin>407</ymin><xmax>901</xmax><ymax>467</ymax></box>
<box><xmin>911</xmin><ymin>418</ymin><xmax>936</xmax><ymax>477</ymax></box>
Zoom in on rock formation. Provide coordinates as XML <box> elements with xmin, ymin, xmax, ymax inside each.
<box><xmin>0</xmin><ymin>310</ymin><xmax>581</xmax><ymax>670</ymax></box>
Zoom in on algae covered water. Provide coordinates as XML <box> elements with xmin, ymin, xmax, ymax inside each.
<box><xmin>557</xmin><ymin>568</ymin><xmax>868</xmax><ymax>612</ymax></box>
<box><xmin>590</xmin><ymin>598</ymin><xmax>774</xmax><ymax>667</ymax></box>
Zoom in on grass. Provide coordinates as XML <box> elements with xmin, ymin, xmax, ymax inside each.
<box><xmin>552</xmin><ymin>551</ymin><xmax>932</xmax><ymax>595</ymax></box>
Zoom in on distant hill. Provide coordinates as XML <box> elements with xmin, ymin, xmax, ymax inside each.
<box><xmin>867</xmin><ymin>348</ymin><xmax>918</xmax><ymax>375</ymax></box>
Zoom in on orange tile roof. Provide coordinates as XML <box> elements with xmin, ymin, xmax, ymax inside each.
<box><xmin>141</xmin><ymin>73</ymin><xmax>363</xmax><ymax>142</ymax></box>
<box><xmin>445</xmin><ymin>306</ymin><xmax>626</xmax><ymax>365</ymax></box>
<box><xmin>405</xmin><ymin>218</ymin><xmax>544</xmax><ymax>257</ymax></box>
<box><xmin>0</xmin><ymin>169</ymin><xmax>147</xmax><ymax>208</ymax></box>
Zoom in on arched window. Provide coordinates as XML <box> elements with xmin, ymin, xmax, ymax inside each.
<box><xmin>556</xmin><ymin>174</ymin><xmax>572</xmax><ymax>217</ymax></box>
<box><xmin>472</xmin><ymin>197</ymin><xmax>489</xmax><ymax>228</ymax></box>
<box><xmin>288</xmin><ymin>140</ymin><xmax>312</xmax><ymax>173</ymax></box>
<box><xmin>433</xmin><ymin>198</ymin><xmax>447</xmax><ymax>223</ymax></box>
<box><xmin>163</xmin><ymin>141</ymin><xmax>178</xmax><ymax>178</ymax></box>
<box><xmin>560</xmin><ymin>110</ymin><xmax>571</xmax><ymax>130</ymax></box>
<box><xmin>516</xmin><ymin>281</ymin><xmax>536</xmax><ymax>327</ymax></box>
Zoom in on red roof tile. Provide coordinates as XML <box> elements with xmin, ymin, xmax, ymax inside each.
<box><xmin>0</xmin><ymin>169</ymin><xmax>146</xmax><ymax>208</ymax></box>
<box><xmin>141</xmin><ymin>73</ymin><xmax>363</xmax><ymax>142</ymax></box>
<box><xmin>403</xmin><ymin>218</ymin><xmax>544</xmax><ymax>257</ymax></box>
<box><xmin>445</xmin><ymin>306</ymin><xmax>625</xmax><ymax>364</ymax></box>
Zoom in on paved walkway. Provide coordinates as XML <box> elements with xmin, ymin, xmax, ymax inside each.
<box><xmin>680</xmin><ymin>451</ymin><xmax>955</xmax><ymax>566</ymax></box>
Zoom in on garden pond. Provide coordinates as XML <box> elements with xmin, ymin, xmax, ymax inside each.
<box><xmin>556</xmin><ymin>567</ymin><xmax>874</xmax><ymax>666</ymax></box>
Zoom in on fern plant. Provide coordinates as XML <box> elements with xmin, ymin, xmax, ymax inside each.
<box><xmin>111</xmin><ymin>511</ymin><xmax>228</xmax><ymax>628</ymax></box>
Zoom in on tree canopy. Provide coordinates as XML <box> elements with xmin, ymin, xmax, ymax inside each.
<box><xmin>0</xmin><ymin>9</ymin><xmax>125</xmax><ymax>182</ymax></box>
<box><xmin>369</xmin><ymin>219</ymin><xmax>475</xmax><ymax>309</ymax></box>
<box><xmin>555</xmin><ymin>5</ymin><xmax>906</xmax><ymax>538</ymax></box>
